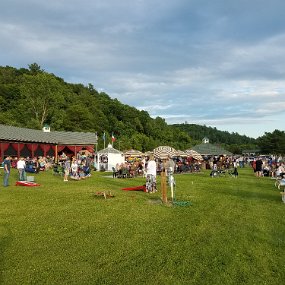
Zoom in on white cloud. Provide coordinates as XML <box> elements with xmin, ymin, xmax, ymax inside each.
<box><xmin>1</xmin><ymin>0</ymin><xmax>285</xmax><ymax>138</ymax></box>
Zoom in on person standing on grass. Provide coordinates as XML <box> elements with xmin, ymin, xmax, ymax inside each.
<box><xmin>17</xmin><ymin>157</ymin><xmax>26</xmax><ymax>181</ymax></box>
<box><xmin>252</xmin><ymin>159</ymin><xmax>256</xmax><ymax>174</ymax></box>
<box><xmin>232</xmin><ymin>158</ymin><xmax>238</xmax><ymax>177</ymax></box>
<box><xmin>255</xmin><ymin>157</ymin><xmax>263</xmax><ymax>177</ymax></box>
<box><xmin>3</xmin><ymin>156</ymin><xmax>11</xmax><ymax>187</ymax></box>
<box><xmin>145</xmin><ymin>155</ymin><xmax>157</xmax><ymax>193</ymax></box>
<box><xmin>166</xmin><ymin>155</ymin><xmax>175</xmax><ymax>173</ymax></box>
<box><xmin>71</xmin><ymin>158</ymin><xmax>79</xmax><ymax>180</ymax></box>
<box><xmin>63</xmin><ymin>158</ymin><xmax>71</xmax><ymax>182</ymax></box>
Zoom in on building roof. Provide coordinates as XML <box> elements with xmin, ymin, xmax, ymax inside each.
<box><xmin>98</xmin><ymin>144</ymin><xmax>123</xmax><ymax>154</ymax></box>
<box><xmin>0</xmin><ymin>124</ymin><xmax>98</xmax><ymax>145</ymax></box>
<box><xmin>191</xmin><ymin>142</ymin><xmax>232</xmax><ymax>156</ymax></box>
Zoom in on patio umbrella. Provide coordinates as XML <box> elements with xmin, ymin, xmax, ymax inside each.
<box><xmin>144</xmin><ymin>151</ymin><xmax>153</xmax><ymax>156</ymax></box>
<box><xmin>153</xmin><ymin>146</ymin><xmax>177</xmax><ymax>159</ymax></box>
<box><xmin>175</xmin><ymin>150</ymin><xmax>188</xmax><ymax>157</ymax></box>
<box><xmin>124</xmin><ymin>149</ymin><xmax>143</xmax><ymax>157</ymax></box>
<box><xmin>185</xmin><ymin>149</ymin><xmax>203</xmax><ymax>160</ymax></box>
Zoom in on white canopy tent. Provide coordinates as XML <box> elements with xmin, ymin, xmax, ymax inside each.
<box><xmin>97</xmin><ymin>144</ymin><xmax>125</xmax><ymax>171</ymax></box>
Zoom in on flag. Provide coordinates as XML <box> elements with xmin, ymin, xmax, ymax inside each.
<box><xmin>111</xmin><ymin>132</ymin><xmax>116</xmax><ymax>142</ymax></box>
<box><xmin>102</xmin><ymin>132</ymin><xmax>106</xmax><ymax>149</ymax></box>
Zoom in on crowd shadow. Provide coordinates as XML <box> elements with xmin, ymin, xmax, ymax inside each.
<box><xmin>212</xmin><ymin>186</ymin><xmax>281</xmax><ymax>203</ymax></box>
<box><xmin>0</xmin><ymin>224</ymin><xmax>12</xmax><ymax>284</ymax></box>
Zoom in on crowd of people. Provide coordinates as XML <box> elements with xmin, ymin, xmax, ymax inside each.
<box><xmin>1</xmin><ymin>152</ymin><xmax>94</xmax><ymax>185</ymax></box>
<box><xmin>204</xmin><ymin>154</ymin><xmax>285</xmax><ymax>179</ymax></box>
<box><xmin>205</xmin><ymin>154</ymin><xmax>285</xmax><ymax>179</ymax></box>
<box><xmin>2</xmin><ymin>152</ymin><xmax>285</xmax><ymax>188</ymax></box>
<box><xmin>250</xmin><ymin>156</ymin><xmax>285</xmax><ymax>178</ymax></box>
<box><xmin>1</xmin><ymin>155</ymin><xmax>54</xmax><ymax>186</ymax></box>
<box><xmin>113</xmin><ymin>160</ymin><xmax>145</xmax><ymax>178</ymax></box>
<box><xmin>115</xmin><ymin>155</ymin><xmax>199</xmax><ymax>193</ymax></box>
<box><xmin>53</xmin><ymin>152</ymin><xmax>93</xmax><ymax>181</ymax></box>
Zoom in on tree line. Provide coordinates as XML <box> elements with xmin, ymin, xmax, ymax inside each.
<box><xmin>0</xmin><ymin>63</ymin><xmax>283</xmax><ymax>154</ymax></box>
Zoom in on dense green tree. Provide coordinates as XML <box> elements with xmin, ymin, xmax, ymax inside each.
<box><xmin>172</xmin><ymin>123</ymin><xmax>257</xmax><ymax>153</ymax></box>
<box><xmin>28</xmin><ymin>63</ymin><xmax>43</xmax><ymax>74</ymax></box>
<box><xmin>19</xmin><ymin>73</ymin><xmax>66</xmax><ymax>128</ymax></box>
<box><xmin>257</xmin><ymin>130</ymin><xmax>285</xmax><ymax>155</ymax></box>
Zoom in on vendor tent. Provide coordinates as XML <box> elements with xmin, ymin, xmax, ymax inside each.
<box><xmin>175</xmin><ymin>150</ymin><xmax>188</xmax><ymax>157</ymax></box>
<box><xmin>144</xmin><ymin>151</ymin><xmax>153</xmax><ymax>157</ymax></box>
<box><xmin>97</xmin><ymin>144</ymin><xmax>125</xmax><ymax>171</ymax></box>
<box><xmin>153</xmin><ymin>146</ymin><xmax>177</xmax><ymax>159</ymax></box>
<box><xmin>124</xmin><ymin>149</ymin><xmax>143</xmax><ymax>157</ymax></box>
<box><xmin>185</xmin><ymin>149</ymin><xmax>203</xmax><ymax>160</ymax></box>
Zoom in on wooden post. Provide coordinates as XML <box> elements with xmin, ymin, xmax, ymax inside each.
<box><xmin>161</xmin><ymin>159</ymin><xmax>167</xmax><ymax>203</ymax></box>
<box><xmin>55</xmin><ymin>145</ymin><xmax>58</xmax><ymax>163</ymax></box>
<box><xmin>0</xmin><ymin>142</ymin><xmax>3</xmax><ymax>161</ymax></box>
<box><xmin>17</xmin><ymin>142</ymin><xmax>20</xmax><ymax>158</ymax></box>
<box><xmin>31</xmin><ymin>143</ymin><xmax>34</xmax><ymax>158</ymax></box>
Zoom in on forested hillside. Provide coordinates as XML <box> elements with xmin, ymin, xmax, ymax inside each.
<box><xmin>172</xmin><ymin>124</ymin><xmax>258</xmax><ymax>154</ymax></box>
<box><xmin>0</xmin><ymin>64</ymin><xmax>256</xmax><ymax>153</ymax></box>
<box><xmin>172</xmin><ymin>124</ymin><xmax>255</xmax><ymax>144</ymax></box>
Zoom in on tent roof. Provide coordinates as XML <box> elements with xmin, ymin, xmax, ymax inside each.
<box><xmin>185</xmin><ymin>149</ymin><xmax>203</xmax><ymax>160</ymax></box>
<box><xmin>175</xmin><ymin>150</ymin><xmax>187</xmax><ymax>157</ymax></box>
<box><xmin>153</xmin><ymin>146</ymin><xmax>177</xmax><ymax>159</ymax></box>
<box><xmin>124</xmin><ymin>149</ymin><xmax>143</xmax><ymax>156</ymax></box>
<box><xmin>98</xmin><ymin>144</ymin><xmax>123</xmax><ymax>155</ymax></box>
<box><xmin>191</xmin><ymin>142</ymin><xmax>232</xmax><ymax>156</ymax></box>
<box><xmin>0</xmin><ymin>124</ymin><xmax>98</xmax><ymax>145</ymax></box>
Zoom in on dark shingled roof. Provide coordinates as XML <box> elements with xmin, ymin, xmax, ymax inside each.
<box><xmin>191</xmin><ymin>142</ymin><xmax>232</xmax><ymax>156</ymax></box>
<box><xmin>0</xmin><ymin>124</ymin><xmax>97</xmax><ymax>145</ymax></box>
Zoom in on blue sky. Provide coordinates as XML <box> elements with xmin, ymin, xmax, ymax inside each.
<box><xmin>1</xmin><ymin>0</ymin><xmax>285</xmax><ymax>138</ymax></box>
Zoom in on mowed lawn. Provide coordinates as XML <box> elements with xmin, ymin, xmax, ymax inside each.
<box><xmin>0</xmin><ymin>166</ymin><xmax>284</xmax><ymax>285</ymax></box>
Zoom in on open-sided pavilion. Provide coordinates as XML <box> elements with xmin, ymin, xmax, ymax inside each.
<box><xmin>0</xmin><ymin>124</ymin><xmax>97</xmax><ymax>161</ymax></box>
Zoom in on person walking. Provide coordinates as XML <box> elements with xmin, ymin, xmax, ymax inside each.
<box><xmin>3</xmin><ymin>156</ymin><xmax>12</xmax><ymax>187</ymax></box>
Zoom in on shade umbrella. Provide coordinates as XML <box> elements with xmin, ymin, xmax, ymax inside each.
<box><xmin>185</xmin><ymin>149</ymin><xmax>203</xmax><ymax>160</ymax></box>
<box><xmin>175</xmin><ymin>150</ymin><xmax>188</xmax><ymax>157</ymax></box>
<box><xmin>124</xmin><ymin>149</ymin><xmax>143</xmax><ymax>157</ymax></box>
<box><xmin>153</xmin><ymin>146</ymin><xmax>177</xmax><ymax>159</ymax></box>
<box><xmin>144</xmin><ymin>151</ymin><xmax>153</xmax><ymax>157</ymax></box>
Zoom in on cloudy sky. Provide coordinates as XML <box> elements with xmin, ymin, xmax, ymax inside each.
<box><xmin>1</xmin><ymin>0</ymin><xmax>285</xmax><ymax>138</ymax></box>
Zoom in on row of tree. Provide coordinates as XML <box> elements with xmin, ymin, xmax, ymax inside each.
<box><xmin>0</xmin><ymin>64</ymin><xmax>284</xmax><ymax>154</ymax></box>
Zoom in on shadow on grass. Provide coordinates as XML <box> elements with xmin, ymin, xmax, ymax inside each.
<box><xmin>214</xmin><ymin>187</ymin><xmax>280</xmax><ymax>203</ymax></box>
<box><xmin>0</xmin><ymin>224</ymin><xmax>12</xmax><ymax>284</ymax></box>
<box><xmin>147</xmin><ymin>197</ymin><xmax>163</xmax><ymax>205</ymax></box>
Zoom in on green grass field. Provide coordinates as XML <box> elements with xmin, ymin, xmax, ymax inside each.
<box><xmin>0</xmin><ymin>167</ymin><xmax>284</xmax><ymax>285</ymax></box>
